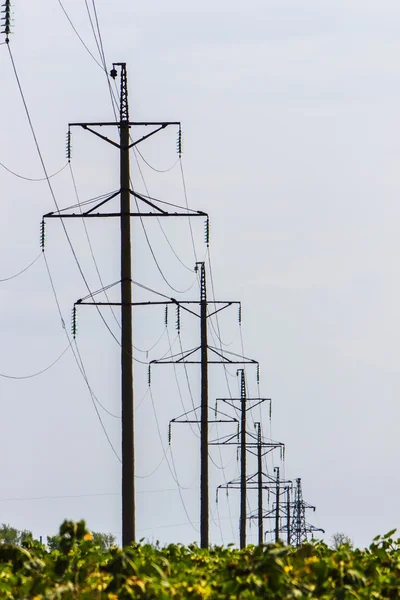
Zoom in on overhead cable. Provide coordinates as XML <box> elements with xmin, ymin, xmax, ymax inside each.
<box><xmin>0</xmin><ymin>161</ymin><xmax>68</xmax><ymax>181</ymax></box>
<box><xmin>56</xmin><ymin>0</ymin><xmax>104</xmax><ymax>69</ymax></box>
<box><xmin>0</xmin><ymin>252</ymin><xmax>41</xmax><ymax>283</ymax></box>
<box><xmin>0</xmin><ymin>341</ymin><xmax>72</xmax><ymax>380</ymax></box>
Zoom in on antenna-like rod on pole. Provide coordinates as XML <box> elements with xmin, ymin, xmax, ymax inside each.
<box><xmin>111</xmin><ymin>62</ymin><xmax>135</xmax><ymax>546</ymax></box>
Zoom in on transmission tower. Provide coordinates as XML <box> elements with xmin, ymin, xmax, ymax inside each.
<box><xmin>43</xmin><ymin>63</ymin><xmax>207</xmax><ymax>547</ymax></box>
<box><xmin>289</xmin><ymin>478</ymin><xmax>324</xmax><ymax>546</ymax></box>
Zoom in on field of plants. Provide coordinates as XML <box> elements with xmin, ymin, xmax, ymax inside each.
<box><xmin>1</xmin><ymin>520</ymin><xmax>400</xmax><ymax>598</ymax></box>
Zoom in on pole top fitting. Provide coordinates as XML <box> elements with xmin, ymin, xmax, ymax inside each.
<box><xmin>110</xmin><ymin>62</ymin><xmax>129</xmax><ymax>122</ymax></box>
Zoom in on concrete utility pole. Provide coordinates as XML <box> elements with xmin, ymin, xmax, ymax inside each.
<box><xmin>44</xmin><ymin>61</ymin><xmax>200</xmax><ymax>547</ymax></box>
<box><xmin>255</xmin><ymin>422</ymin><xmax>263</xmax><ymax>545</ymax></box>
<box><xmin>117</xmin><ymin>63</ymin><xmax>135</xmax><ymax>547</ymax></box>
<box><xmin>286</xmin><ymin>487</ymin><xmax>291</xmax><ymax>545</ymax></box>
<box><xmin>238</xmin><ymin>369</ymin><xmax>247</xmax><ymax>549</ymax></box>
<box><xmin>274</xmin><ymin>466</ymin><xmax>280</xmax><ymax>543</ymax></box>
<box><xmin>199</xmin><ymin>262</ymin><xmax>209</xmax><ymax>548</ymax></box>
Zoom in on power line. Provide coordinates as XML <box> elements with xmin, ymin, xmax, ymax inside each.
<box><xmin>132</xmin><ymin>153</ymin><xmax>197</xmax><ymax>282</ymax></box>
<box><xmin>0</xmin><ymin>341</ymin><xmax>72</xmax><ymax>380</ymax></box>
<box><xmin>86</xmin><ymin>0</ymin><xmax>119</xmax><ymax>119</ymax></box>
<box><xmin>135</xmin><ymin>146</ymin><xmax>180</xmax><ymax>173</ymax></box>
<box><xmin>74</xmin><ymin>339</ymin><xmax>120</xmax><ymax>419</ymax></box>
<box><xmin>133</xmin><ymin>193</ymin><xmax>197</xmax><ymax>294</ymax></box>
<box><xmin>56</xmin><ymin>0</ymin><xmax>104</xmax><ymax>69</ymax></box>
<box><xmin>0</xmin><ymin>488</ymin><xmax>182</xmax><ymax>502</ymax></box>
<box><xmin>167</xmin><ymin>327</ymin><xmax>200</xmax><ymax>439</ymax></box>
<box><xmin>0</xmin><ymin>252</ymin><xmax>41</xmax><ymax>283</ymax></box>
<box><xmin>149</xmin><ymin>385</ymin><xmax>199</xmax><ymax>532</ymax></box>
<box><xmin>0</xmin><ymin>160</ymin><xmax>68</xmax><ymax>181</ymax></box>
<box><xmin>69</xmin><ymin>163</ymin><xmax>121</xmax><ymax>331</ymax></box>
<box><xmin>43</xmin><ymin>251</ymin><xmax>122</xmax><ymax>459</ymax></box>
<box><xmin>7</xmin><ymin>40</ymin><xmax>132</xmax><ymax>364</ymax></box>
<box><xmin>179</xmin><ymin>158</ymin><xmax>198</xmax><ymax>263</ymax></box>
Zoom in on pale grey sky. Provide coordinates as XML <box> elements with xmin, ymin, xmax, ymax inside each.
<box><xmin>1</xmin><ymin>0</ymin><xmax>400</xmax><ymax>547</ymax></box>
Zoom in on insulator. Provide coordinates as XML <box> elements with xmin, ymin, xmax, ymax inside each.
<box><xmin>40</xmin><ymin>219</ymin><xmax>46</xmax><ymax>250</ymax></box>
<box><xmin>177</xmin><ymin>125</ymin><xmax>182</xmax><ymax>156</ymax></box>
<box><xmin>148</xmin><ymin>365</ymin><xmax>151</xmax><ymax>386</ymax></box>
<box><xmin>256</xmin><ymin>364</ymin><xmax>260</xmax><ymax>384</ymax></box>
<box><xmin>168</xmin><ymin>423</ymin><xmax>172</xmax><ymax>445</ymax></box>
<box><xmin>282</xmin><ymin>446</ymin><xmax>285</xmax><ymax>462</ymax></box>
<box><xmin>176</xmin><ymin>304</ymin><xmax>181</xmax><ymax>332</ymax></box>
<box><xmin>71</xmin><ymin>305</ymin><xmax>77</xmax><ymax>338</ymax></box>
<box><xmin>236</xmin><ymin>447</ymin><xmax>239</xmax><ymax>461</ymax></box>
<box><xmin>269</xmin><ymin>401</ymin><xmax>272</xmax><ymax>419</ymax></box>
<box><xmin>226</xmin><ymin>488</ymin><xmax>229</xmax><ymax>498</ymax></box>
<box><xmin>1</xmin><ymin>0</ymin><xmax>12</xmax><ymax>40</ymax></box>
<box><xmin>66</xmin><ymin>129</ymin><xmax>72</xmax><ymax>161</ymax></box>
<box><xmin>164</xmin><ymin>305</ymin><xmax>168</xmax><ymax>327</ymax></box>
<box><xmin>216</xmin><ymin>490</ymin><xmax>219</xmax><ymax>504</ymax></box>
<box><xmin>214</xmin><ymin>403</ymin><xmax>218</xmax><ymax>418</ymax></box>
<box><xmin>238</xmin><ymin>303</ymin><xmax>242</xmax><ymax>325</ymax></box>
<box><xmin>237</xmin><ymin>423</ymin><xmax>240</xmax><ymax>440</ymax></box>
<box><xmin>204</xmin><ymin>218</ymin><xmax>210</xmax><ymax>247</ymax></box>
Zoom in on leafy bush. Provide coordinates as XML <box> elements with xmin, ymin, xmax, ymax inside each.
<box><xmin>1</xmin><ymin>520</ymin><xmax>400</xmax><ymax>598</ymax></box>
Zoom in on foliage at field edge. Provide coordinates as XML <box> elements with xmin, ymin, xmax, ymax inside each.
<box><xmin>0</xmin><ymin>520</ymin><xmax>400</xmax><ymax>598</ymax></box>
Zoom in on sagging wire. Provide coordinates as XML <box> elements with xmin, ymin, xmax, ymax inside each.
<box><xmin>206</xmin><ymin>248</ymin><xmax>233</xmax><ymax>399</ymax></box>
<box><xmin>0</xmin><ymin>253</ymin><xmax>42</xmax><ymax>283</ymax></box>
<box><xmin>166</xmin><ymin>325</ymin><xmax>200</xmax><ymax>438</ymax></box>
<box><xmin>209</xmin><ymin>315</ymin><xmax>240</xmax><ymax>348</ymax></box>
<box><xmin>0</xmin><ymin>161</ymin><xmax>68</xmax><ymax>181</ymax></box>
<box><xmin>177</xmin><ymin>333</ymin><xmax>198</xmax><ymax>418</ymax></box>
<box><xmin>69</xmin><ymin>162</ymin><xmax>121</xmax><ymax>331</ymax></box>
<box><xmin>135</xmin><ymin>146</ymin><xmax>180</xmax><ymax>173</ymax></box>
<box><xmin>43</xmin><ymin>251</ymin><xmax>122</xmax><ymax>462</ymax></box>
<box><xmin>135</xmin><ymin>449</ymin><xmax>170</xmax><ymax>479</ymax></box>
<box><xmin>133</xmin><ymin>193</ymin><xmax>197</xmax><ymax>294</ymax></box>
<box><xmin>132</xmin><ymin>150</ymin><xmax>197</xmax><ymax>277</ymax></box>
<box><xmin>6</xmin><ymin>44</ymin><xmax>131</xmax><ymax>368</ymax></box>
<box><xmin>74</xmin><ymin>339</ymin><xmax>121</xmax><ymax>420</ymax></box>
<box><xmin>0</xmin><ymin>341</ymin><xmax>72</xmax><ymax>380</ymax></box>
<box><xmin>70</xmin><ymin>164</ymin><xmax>169</xmax><ymax>355</ymax></box>
<box><xmin>148</xmin><ymin>385</ymin><xmax>199</xmax><ymax>532</ymax></box>
<box><xmin>133</xmin><ymin>122</ymin><xmax>199</xmax><ymax>277</ymax></box>
<box><xmin>179</xmin><ymin>157</ymin><xmax>198</xmax><ymax>263</ymax></box>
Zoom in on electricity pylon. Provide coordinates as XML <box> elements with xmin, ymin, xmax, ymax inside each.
<box><xmin>289</xmin><ymin>478</ymin><xmax>324</xmax><ymax>546</ymax></box>
<box><xmin>151</xmin><ymin>261</ymin><xmax>258</xmax><ymax>548</ymax></box>
<box><xmin>254</xmin><ymin>475</ymin><xmax>324</xmax><ymax>545</ymax></box>
<box><xmin>43</xmin><ymin>63</ymin><xmax>207</xmax><ymax>546</ymax></box>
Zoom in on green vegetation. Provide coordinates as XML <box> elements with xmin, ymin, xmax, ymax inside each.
<box><xmin>1</xmin><ymin>520</ymin><xmax>400</xmax><ymax>598</ymax></box>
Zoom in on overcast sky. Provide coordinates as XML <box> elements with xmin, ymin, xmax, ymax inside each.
<box><xmin>1</xmin><ymin>0</ymin><xmax>400</xmax><ymax>548</ymax></box>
